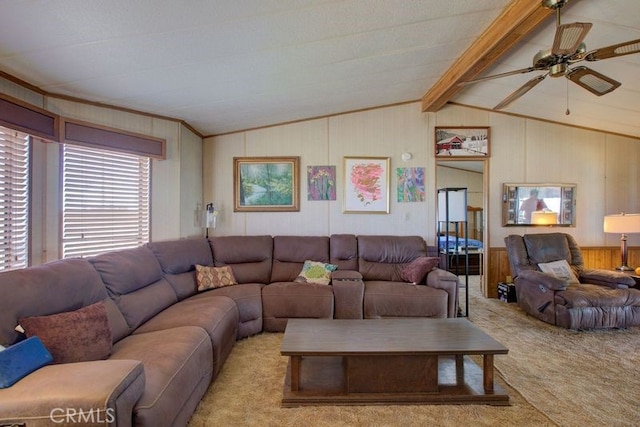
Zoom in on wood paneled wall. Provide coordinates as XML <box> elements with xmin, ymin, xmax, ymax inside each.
<box><xmin>486</xmin><ymin>246</ymin><xmax>640</xmax><ymax>298</ymax></box>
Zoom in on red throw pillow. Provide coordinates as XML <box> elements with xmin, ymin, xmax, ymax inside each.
<box><xmin>19</xmin><ymin>301</ymin><xmax>112</xmax><ymax>364</ymax></box>
<box><xmin>400</xmin><ymin>257</ymin><xmax>440</xmax><ymax>284</ymax></box>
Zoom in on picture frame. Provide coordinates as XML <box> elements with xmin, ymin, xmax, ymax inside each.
<box><xmin>435</xmin><ymin>126</ymin><xmax>490</xmax><ymax>158</ymax></box>
<box><xmin>233</xmin><ymin>156</ymin><xmax>300</xmax><ymax>212</ymax></box>
<box><xmin>343</xmin><ymin>156</ymin><xmax>390</xmax><ymax>214</ymax></box>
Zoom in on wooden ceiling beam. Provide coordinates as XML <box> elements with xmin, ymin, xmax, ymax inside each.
<box><xmin>421</xmin><ymin>0</ymin><xmax>559</xmax><ymax>112</ymax></box>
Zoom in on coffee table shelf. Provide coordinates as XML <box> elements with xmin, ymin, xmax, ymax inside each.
<box><xmin>280</xmin><ymin>318</ymin><xmax>509</xmax><ymax>407</ymax></box>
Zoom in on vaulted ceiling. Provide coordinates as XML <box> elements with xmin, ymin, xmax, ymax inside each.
<box><xmin>1</xmin><ymin>0</ymin><xmax>638</xmax><ymax>138</ymax></box>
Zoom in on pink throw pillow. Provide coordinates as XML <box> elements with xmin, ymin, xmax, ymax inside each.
<box><xmin>19</xmin><ymin>301</ymin><xmax>112</xmax><ymax>364</ymax></box>
<box><xmin>400</xmin><ymin>257</ymin><xmax>440</xmax><ymax>284</ymax></box>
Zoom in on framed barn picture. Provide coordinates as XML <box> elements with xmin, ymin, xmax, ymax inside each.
<box><xmin>435</xmin><ymin>127</ymin><xmax>490</xmax><ymax>158</ymax></box>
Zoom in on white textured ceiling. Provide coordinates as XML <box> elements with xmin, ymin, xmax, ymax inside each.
<box><xmin>0</xmin><ymin>0</ymin><xmax>639</xmax><ymax>137</ymax></box>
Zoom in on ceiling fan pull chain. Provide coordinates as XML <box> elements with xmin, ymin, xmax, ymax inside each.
<box><xmin>566</xmin><ymin>78</ymin><xmax>571</xmax><ymax>115</ymax></box>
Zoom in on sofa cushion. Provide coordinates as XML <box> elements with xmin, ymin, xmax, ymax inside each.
<box><xmin>147</xmin><ymin>238</ymin><xmax>213</xmax><ymax>300</ymax></box>
<box><xmin>0</xmin><ymin>258</ymin><xmax>108</xmax><ymax>347</ymax></box>
<box><xmin>262</xmin><ymin>282</ymin><xmax>334</xmax><ymax>332</ymax></box>
<box><xmin>196</xmin><ymin>265</ymin><xmax>237</xmax><ymax>291</ymax></box>
<box><xmin>132</xmin><ymin>295</ymin><xmax>239</xmax><ymax>378</ymax></box>
<box><xmin>363</xmin><ymin>281</ymin><xmax>448</xmax><ymax>319</ymax></box>
<box><xmin>271</xmin><ymin>236</ymin><xmax>330</xmax><ymax>282</ymax></box>
<box><xmin>189</xmin><ymin>283</ymin><xmax>264</xmax><ymax>339</ymax></box>
<box><xmin>90</xmin><ymin>247</ymin><xmax>177</xmax><ymax>331</ymax></box>
<box><xmin>209</xmin><ymin>236</ymin><xmax>273</xmax><ymax>284</ymax></box>
<box><xmin>20</xmin><ymin>301</ymin><xmax>112</xmax><ymax>364</ymax></box>
<box><xmin>330</xmin><ymin>234</ymin><xmax>359</xmax><ymax>271</ymax></box>
<box><xmin>110</xmin><ymin>326</ymin><xmax>212</xmax><ymax>427</ymax></box>
<box><xmin>294</xmin><ymin>260</ymin><xmax>338</xmax><ymax>285</ymax></box>
<box><xmin>400</xmin><ymin>256</ymin><xmax>439</xmax><ymax>284</ymax></box>
<box><xmin>358</xmin><ymin>235</ymin><xmax>427</xmax><ymax>281</ymax></box>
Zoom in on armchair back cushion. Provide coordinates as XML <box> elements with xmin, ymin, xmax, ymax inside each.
<box><xmin>209</xmin><ymin>235</ymin><xmax>273</xmax><ymax>284</ymax></box>
<box><xmin>507</xmin><ymin>233</ymin><xmax>585</xmax><ymax>278</ymax></box>
<box><xmin>271</xmin><ymin>236</ymin><xmax>330</xmax><ymax>282</ymax></box>
<box><xmin>357</xmin><ymin>235</ymin><xmax>427</xmax><ymax>281</ymax></box>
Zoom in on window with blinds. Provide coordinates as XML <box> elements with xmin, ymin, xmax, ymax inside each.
<box><xmin>62</xmin><ymin>145</ymin><xmax>150</xmax><ymax>258</ymax></box>
<box><xmin>0</xmin><ymin>127</ymin><xmax>30</xmax><ymax>271</ymax></box>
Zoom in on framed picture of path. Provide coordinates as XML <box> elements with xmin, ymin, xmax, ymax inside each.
<box><xmin>234</xmin><ymin>157</ymin><xmax>300</xmax><ymax>212</ymax></box>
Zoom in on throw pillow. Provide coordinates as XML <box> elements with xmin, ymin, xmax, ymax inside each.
<box><xmin>537</xmin><ymin>259</ymin><xmax>580</xmax><ymax>284</ymax></box>
<box><xmin>19</xmin><ymin>301</ymin><xmax>112</xmax><ymax>364</ymax></box>
<box><xmin>196</xmin><ymin>265</ymin><xmax>238</xmax><ymax>291</ymax></box>
<box><xmin>400</xmin><ymin>256</ymin><xmax>440</xmax><ymax>284</ymax></box>
<box><xmin>294</xmin><ymin>260</ymin><xmax>338</xmax><ymax>285</ymax></box>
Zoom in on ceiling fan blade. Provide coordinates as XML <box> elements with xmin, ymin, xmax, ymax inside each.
<box><xmin>494</xmin><ymin>74</ymin><xmax>547</xmax><ymax>110</ymax></box>
<box><xmin>566</xmin><ymin>66</ymin><xmax>621</xmax><ymax>96</ymax></box>
<box><xmin>552</xmin><ymin>22</ymin><xmax>592</xmax><ymax>56</ymax></box>
<box><xmin>585</xmin><ymin>38</ymin><xmax>640</xmax><ymax>61</ymax></box>
<box><xmin>459</xmin><ymin>67</ymin><xmax>538</xmax><ymax>86</ymax></box>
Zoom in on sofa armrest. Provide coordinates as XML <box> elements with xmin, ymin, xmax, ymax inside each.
<box><xmin>331</xmin><ymin>270</ymin><xmax>364</xmax><ymax>319</ymax></box>
<box><xmin>425</xmin><ymin>268</ymin><xmax>459</xmax><ymax>318</ymax></box>
<box><xmin>579</xmin><ymin>269</ymin><xmax>634</xmax><ymax>289</ymax></box>
<box><xmin>517</xmin><ymin>270</ymin><xmax>568</xmax><ymax>291</ymax></box>
<box><xmin>0</xmin><ymin>359</ymin><xmax>144</xmax><ymax>427</ymax></box>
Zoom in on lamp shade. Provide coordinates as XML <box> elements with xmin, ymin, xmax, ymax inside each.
<box><xmin>603</xmin><ymin>213</ymin><xmax>640</xmax><ymax>233</ymax></box>
<box><xmin>531</xmin><ymin>211</ymin><xmax>558</xmax><ymax>225</ymax></box>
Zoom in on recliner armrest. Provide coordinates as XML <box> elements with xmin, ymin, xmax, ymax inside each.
<box><xmin>579</xmin><ymin>269</ymin><xmax>634</xmax><ymax>289</ymax></box>
<box><xmin>517</xmin><ymin>270</ymin><xmax>568</xmax><ymax>291</ymax></box>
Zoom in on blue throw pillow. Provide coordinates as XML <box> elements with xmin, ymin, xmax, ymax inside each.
<box><xmin>0</xmin><ymin>336</ymin><xmax>53</xmax><ymax>388</ymax></box>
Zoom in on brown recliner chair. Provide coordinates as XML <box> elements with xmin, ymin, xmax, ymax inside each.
<box><xmin>504</xmin><ymin>232</ymin><xmax>640</xmax><ymax>330</ymax></box>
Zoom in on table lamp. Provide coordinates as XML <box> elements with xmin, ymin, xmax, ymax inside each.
<box><xmin>531</xmin><ymin>211</ymin><xmax>558</xmax><ymax>225</ymax></box>
<box><xmin>603</xmin><ymin>213</ymin><xmax>640</xmax><ymax>271</ymax></box>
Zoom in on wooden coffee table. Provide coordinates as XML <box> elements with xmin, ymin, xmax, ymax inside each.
<box><xmin>280</xmin><ymin>318</ymin><xmax>509</xmax><ymax>406</ymax></box>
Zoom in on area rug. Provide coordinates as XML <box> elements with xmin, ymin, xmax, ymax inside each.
<box><xmin>187</xmin><ymin>332</ymin><xmax>553</xmax><ymax>427</ymax></box>
<box><xmin>468</xmin><ymin>283</ymin><xmax>640</xmax><ymax>427</ymax></box>
<box><xmin>188</xmin><ymin>279</ymin><xmax>640</xmax><ymax>426</ymax></box>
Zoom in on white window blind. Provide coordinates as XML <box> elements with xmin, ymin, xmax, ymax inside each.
<box><xmin>62</xmin><ymin>144</ymin><xmax>150</xmax><ymax>258</ymax></box>
<box><xmin>0</xmin><ymin>127</ymin><xmax>30</xmax><ymax>271</ymax></box>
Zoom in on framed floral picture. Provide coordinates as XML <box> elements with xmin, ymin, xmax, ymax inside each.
<box><xmin>307</xmin><ymin>166</ymin><xmax>336</xmax><ymax>201</ymax></box>
<box><xmin>343</xmin><ymin>156</ymin><xmax>390</xmax><ymax>214</ymax></box>
<box><xmin>233</xmin><ymin>156</ymin><xmax>299</xmax><ymax>212</ymax></box>
<box><xmin>397</xmin><ymin>167</ymin><xmax>425</xmax><ymax>202</ymax></box>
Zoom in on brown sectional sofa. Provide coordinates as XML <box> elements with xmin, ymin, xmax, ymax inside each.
<box><xmin>0</xmin><ymin>234</ymin><xmax>459</xmax><ymax>426</ymax></box>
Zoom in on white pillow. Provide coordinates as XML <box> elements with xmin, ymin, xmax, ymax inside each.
<box><xmin>537</xmin><ymin>259</ymin><xmax>580</xmax><ymax>284</ymax></box>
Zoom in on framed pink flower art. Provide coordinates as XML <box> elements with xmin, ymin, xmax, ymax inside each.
<box><xmin>343</xmin><ymin>156</ymin><xmax>390</xmax><ymax>214</ymax></box>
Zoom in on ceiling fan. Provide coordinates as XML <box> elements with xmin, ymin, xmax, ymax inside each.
<box><xmin>461</xmin><ymin>0</ymin><xmax>640</xmax><ymax>110</ymax></box>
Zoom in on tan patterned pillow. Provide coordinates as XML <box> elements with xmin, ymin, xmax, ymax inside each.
<box><xmin>196</xmin><ymin>265</ymin><xmax>238</xmax><ymax>291</ymax></box>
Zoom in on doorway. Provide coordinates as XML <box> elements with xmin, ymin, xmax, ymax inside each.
<box><xmin>436</xmin><ymin>160</ymin><xmax>488</xmax><ymax>296</ymax></box>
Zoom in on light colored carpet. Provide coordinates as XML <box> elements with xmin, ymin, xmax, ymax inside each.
<box><xmin>188</xmin><ymin>278</ymin><xmax>640</xmax><ymax>426</ymax></box>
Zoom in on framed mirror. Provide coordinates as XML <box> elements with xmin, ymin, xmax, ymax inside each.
<box><xmin>503</xmin><ymin>183</ymin><xmax>576</xmax><ymax>226</ymax></box>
